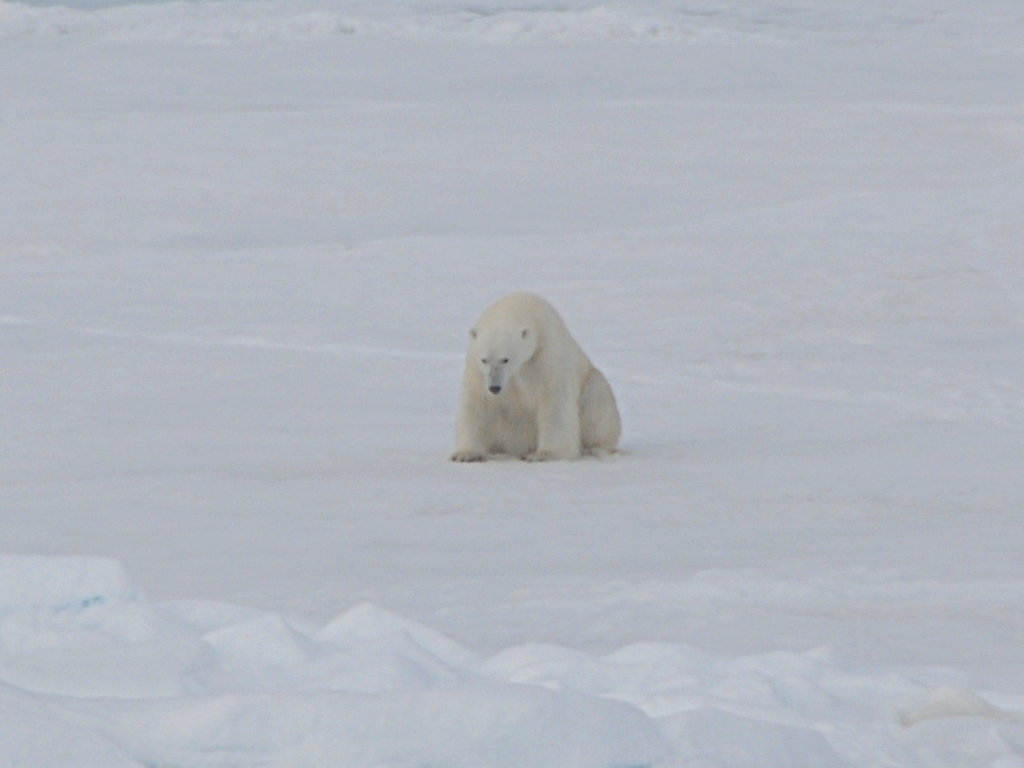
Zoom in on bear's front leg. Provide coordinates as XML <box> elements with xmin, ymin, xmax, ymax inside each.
<box><xmin>523</xmin><ymin>389</ymin><xmax>580</xmax><ymax>462</ymax></box>
<box><xmin>451</xmin><ymin>449</ymin><xmax>487</xmax><ymax>462</ymax></box>
<box><xmin>451</xmin><ymin>397</ymin><xmax>491</xmax><ymax>462</ymax></box>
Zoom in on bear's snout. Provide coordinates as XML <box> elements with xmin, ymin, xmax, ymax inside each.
<box><xmin>488</xmin><ymin>385</ymin><xmax>502</xmax><ymax>395</ymax></box>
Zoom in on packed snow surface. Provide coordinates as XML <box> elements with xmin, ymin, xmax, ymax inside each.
<box><xmin>2</xmin><ymin>0</ymin><xmax>1023</xmax><ymax>765</ymax></box>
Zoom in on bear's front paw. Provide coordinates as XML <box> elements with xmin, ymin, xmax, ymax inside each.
<box><xmin>451</xmin><ymin>450</ymin><xmax>487</xmax><ymax>463</ymax></box>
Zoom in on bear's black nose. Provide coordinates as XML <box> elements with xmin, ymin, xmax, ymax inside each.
<box><xmin>488</xmin><ymin>385</ymin><xmax>502</xmax><ymax>394</ymax></box>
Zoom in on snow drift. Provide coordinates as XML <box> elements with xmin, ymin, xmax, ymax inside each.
<box><xmin>2</xmin><ymin>555</ymin><xmax>1023</xmax><ymax>767</ymax></box>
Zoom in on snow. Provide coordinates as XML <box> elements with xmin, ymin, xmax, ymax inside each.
<box><xmin>2</xmin><ymin>0</ymin><xmax>1023</xmax><ymax>765</ymax></box>
<box><xmin>4</xmin><ymin>557</ymin><xmax>1022</xmax><ymax>768</ymax></box>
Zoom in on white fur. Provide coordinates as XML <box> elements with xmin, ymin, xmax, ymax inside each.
<box><xmin>451</xmin><ymin>292</ymin><xmax>621</xmax><ymax>462</ymax></box>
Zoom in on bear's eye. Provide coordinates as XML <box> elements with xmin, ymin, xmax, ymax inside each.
<box><xmin>481</xmin><ymin>358</ymin><xmax>488</xmax><ymax>364</ymax></box>
<box><xmin>501</xmin><ymin>358</ymin><xmax>509</xmax><ymax>364</ymax></box>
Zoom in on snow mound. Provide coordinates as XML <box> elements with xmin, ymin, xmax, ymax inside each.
<box><xmin>0</xmin><ymin>553</ymin><xmax>137</xmax><ymax>613</ymax></box>
<box><xmin>0</xmin><ymin>555</ymin><xmax>197</xmax><ymax>698</ymax></box>
<box><xmin>0</xmin><ymin>555</ymin><xmax>668</xmax><ymax>768</ymax></box>
<box><xmin>899</xmin><ymin>686</ymin><xmax>1018</xmax><ymax>727</ymax></box>
<box><xmin>105</xmin><ymin>686</ymin><xmax>668</xmax><ymax>768</ymax></box>
<box><xmin>2</xmin><ymin>555</ymin><xmax>1023</xmax><ymax>767</ymax></box>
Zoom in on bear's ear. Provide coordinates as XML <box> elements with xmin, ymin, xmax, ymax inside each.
<box><xmin>469</xmin><ymin>328</ymin><xmax>477</xmax><ymax>340</ymax></box>
<box><xmin>520</xmin><ymin>328</ymin><xmax>529</xmax><ymax>339</ymax></box>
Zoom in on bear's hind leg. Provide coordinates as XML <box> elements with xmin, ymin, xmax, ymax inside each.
<box><xmin>580</xmin><ymin>368</ymin><xmax>621</xmax><ymax>455</ymax></box>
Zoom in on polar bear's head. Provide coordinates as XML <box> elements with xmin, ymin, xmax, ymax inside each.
<box><xmin>469</xmin><ymin>325</ymin><xmax>536</xmax><ymax>395</ymax></box>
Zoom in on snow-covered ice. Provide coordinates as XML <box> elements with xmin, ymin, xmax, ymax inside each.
<box><xmin>2</xmin><ymin>0</ymin><xmax>1023</xmax><ymax>765</ymax></box>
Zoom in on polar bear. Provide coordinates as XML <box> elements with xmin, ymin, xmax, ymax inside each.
<box><xmin>451</xmin><ymin>292</ymin><xmax>621</xmax><ymax>462</ymax></box>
